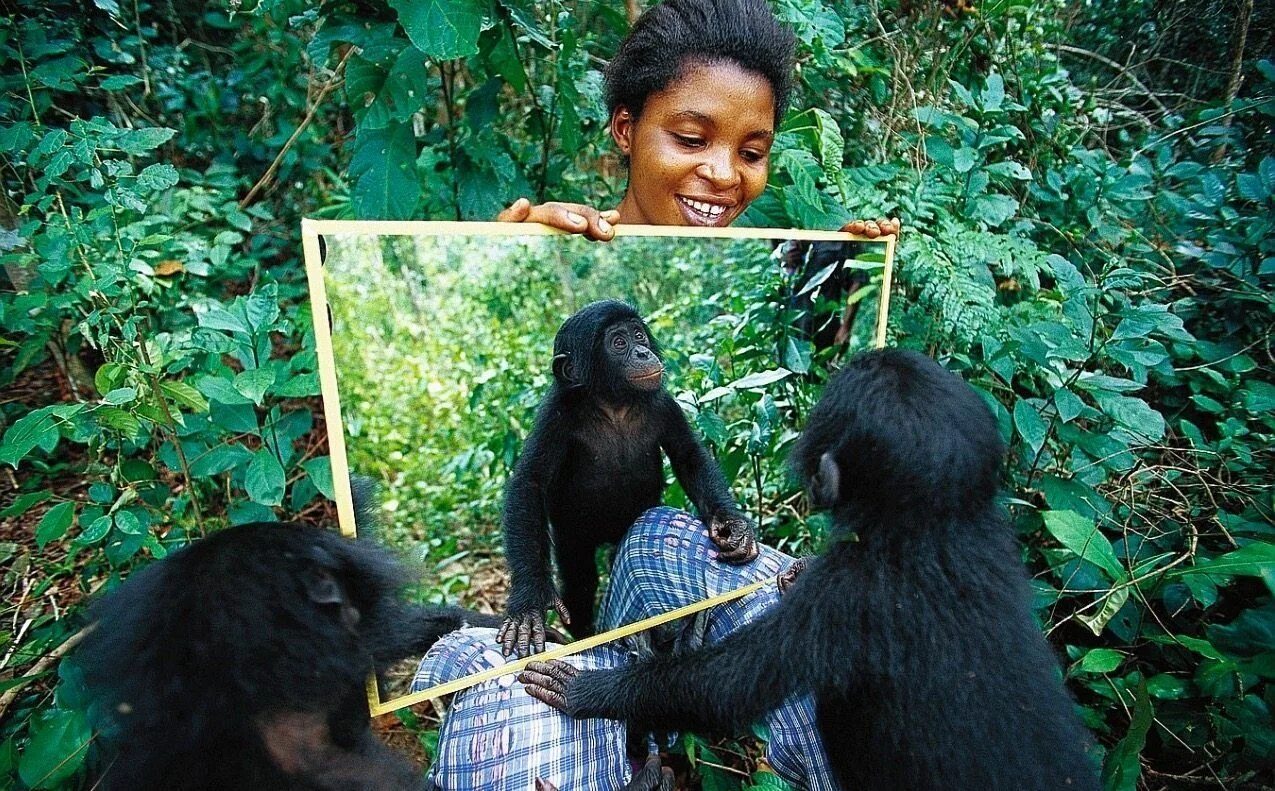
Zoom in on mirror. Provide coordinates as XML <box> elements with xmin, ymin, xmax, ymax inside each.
<box><xmin>301</xmin><ymin>220</ymin><xmax>896</xmax><ymax>714</ymax></box>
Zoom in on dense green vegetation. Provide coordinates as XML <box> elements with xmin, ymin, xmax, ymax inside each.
<box><xmin>1</xmin><ymin>1</ymin><xmax>1271</xmax><ymax>788</ymax></box>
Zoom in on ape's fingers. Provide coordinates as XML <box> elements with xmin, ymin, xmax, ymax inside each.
<box><xmin>552</xmin><ymin>597</ymin><xmax>572</xmax><ymax>626</ymax></box>
<box><xmin>526</xmin><ymin>659</ymin><xmax>579</xmax><ymax>682</ymax></box>
<box><xmin>522</xmin><ymin>680</ymin><xmax>570</xmax><ymax>712</ymax></box>
<box><xmin>498</xmin><ymin>618</ymin><xmax>516</xmax><ymax>656</ymax></box>
<box><xmin>532</xmin><ymin>616</ymin><xmax>546</xmax><ymax>655</ymax></box>
<box><xmin>517</xmin><ymin>615</ymin><xmax>537</xmax><ymax>658</ymax></box>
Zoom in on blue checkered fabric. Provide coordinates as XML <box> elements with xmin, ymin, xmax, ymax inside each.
<box><xmin>414</xmin><ymin>507</ymin><xmax>837</xmax><ymax>791</ymax></box>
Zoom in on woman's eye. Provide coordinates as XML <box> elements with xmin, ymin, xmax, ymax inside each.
<box><xmin>673</xmin><ymin>133</ymin><xmax>705</xmax><ymax>147</ymax></box>
<box><xmin>741</xmin><ymin>149</ymin><xmax>767</xmax><ymax>164</ymax></box>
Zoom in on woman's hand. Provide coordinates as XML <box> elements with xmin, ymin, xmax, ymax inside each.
<box><xmin>498</xmin><ymin>198</ymin><xmax>620</xmax><ymax>241</ymax></box>
<box><xmin>841</xmin><ymin>217</ymin><xmax>902</xmax><ymax>238</ymax></box>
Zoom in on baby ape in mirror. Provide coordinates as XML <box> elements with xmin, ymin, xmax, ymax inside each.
<box><xmin>501</xmin><ymin>300</ymin><xmax>756</xmax><ymax>656</ymax></box>
<box><xmin>520</xmin><ymin>349</ymin><xmax>1100</xmax><ymax>791</ymax></box>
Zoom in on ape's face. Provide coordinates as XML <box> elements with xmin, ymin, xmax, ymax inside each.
<box><xmin>604</xmin><ymin>319</ymin><xmax>664</xmax><ymax>392</ymax></box>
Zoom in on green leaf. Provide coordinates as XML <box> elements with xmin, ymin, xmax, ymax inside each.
<box><xmin>198</xmin><ymin>375</ymin><xmax>254</xmax><ymax>406</ymax></box>
<box><xmin>234</xmin><ymin>368</ymin><xmax>276</xmax><ymax>406</ymax></box>
<box><xmin>245</xmin><ymin>449</ymin><xmax>286</xmax><ymax>506</ymax></box>
<box><xmin>0</xmin><ymin>490</ymin><xmax>52</xmax><ymax>518</ymax></box>
<box><xmin>1012</xmin><ymin>400</ymin><xmax>1048</xmax><ymax>454</ymax></box>
<box><xmin>0</xmin><ymin>406</ymin><xmax>68</xmax><ymax>468</ymax></box>
<box><xmin>1094</xmin><ymin>393</ymin><xmax>1165</xmax><ymax>442</ymax></box>
<box><xmin>350</xmin><ymin>122</ymin><xmax>420</xmax><ymax>220</ymax></box>
<box><xmin>390</xmin><ymin>0</ymin><xmax>482</xmax><ymax>60</ymax></box>
<box><xmin>1054</xmin><ymin>388</ymin><xmax>1084</xmax><ymax>423</ymax></box>
<box><xmin>137</xmin><ymin>163</ymin><xmax>179</xmax><ymax>191</ymax></box>
<box><xmin>1176</xmin><ymin>543</ymin><xmax>1275</xmax><ymax>591</ymax></box>
<box><xmin>1145</xmin><ymin>674</ymin><xmax>1191</xmax><ymax>700</ymax></box>
<box><xmin>1042</xmin><ymin>510</ymin><xmax>1125</xmax><ymax>580</ymax></box>
<box><xmin>189</xmin><ymin>444</ymin><xmax>254</xmax><ymax>477</ymax></box>
<box><xmin>731</xmin><ymin>369</ymin><xmax>792</xmax><ymax>389</ymax></box>
<box><xmin>102</xmin><ymin>387</ymin><xmax>138</xmax><ymax>405</ymax></box>
<box><xmin>1242</xmin><ymin>381</ymin><xmax>1275</xmax><ymax>413</ymax></box>
<box><xmin>114</xmin><ymin>509</ymin><xmax>144</xmax><ymax>536</ymax></box>
<box><xmin>18</xmin><ymin>707</ymin><xmax>91</xmax><ymax>788</ymax></box>
<box><xmin>1074</xmin><ymin>647</ymin><xmax>1124</xmax><ymax>674</ymax></box>
<box><xmin>117</xmin><ymin>127</ymin><xmax>177</xmax><ymax>154</ymax></box>
<box><xmin>781</xmin><ymin>337</ymin><xmax>812</xmax><ymax>375</ymax></box>
<box><xmin>36</xmin><ymin>503</ymin><xmax>76</xmax><ymax>548</ymax></box>
<box><xmin>303</xmin><ymin>457</ymin><xmax>336</xmax><ymax>500</ymax></box>
<box><xmin>100</xmin><ymin>74</ymin><xmax>142</xmax><ymax>90</ymax></box>
<box><xmin>96</xmin><ymin>406</ymin><xmax>142</xmax><ymax>437</ymax></box>
<box><xmin>160</xmin><ymin>380</ymin><xmax>210</xmax><ymax>413</ymax></box>
<box><xmin>80</xmin><ymin>515</ymin><xmax>113</xmax><ymax>543</ymax></box>
<box><xmin>1101</xmin><ymin>680</ymin><xmax>1153</xmax><ymax>791</ymax></box>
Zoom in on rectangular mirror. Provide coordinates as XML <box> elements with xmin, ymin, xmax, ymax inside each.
<box><xmin>301</xmin><ymin>220</ymin><xmax>896</xmax><ymax>715</ymax></box>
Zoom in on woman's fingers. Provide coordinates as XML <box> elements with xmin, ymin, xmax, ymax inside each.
<box><xmin>500</xmin><ymin>200</ymin><xmax>618</xmax><ymax>241</ymax></box>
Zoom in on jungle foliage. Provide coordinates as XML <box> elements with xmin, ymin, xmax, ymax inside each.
<box><xmin>0</xmin><ymin>0</ymin><xmax>1271</xmax><ymax>788</ymax></box>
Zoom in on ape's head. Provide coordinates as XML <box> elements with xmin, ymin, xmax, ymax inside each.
<box><xmin>789</xmin><ymin>349</ymin><xmax>1004</xmax><ymax>520</ymax></box>
<box><xmin>551</xmin><ymin>300</ymin><xmax>665</xmax><ymax>401</ymax></box>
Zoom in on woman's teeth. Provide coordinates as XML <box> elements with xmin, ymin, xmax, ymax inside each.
<box><xmin>680</xmin><ymin>197</ymin><xmax>726</xmax><ymax>219</ymax></box>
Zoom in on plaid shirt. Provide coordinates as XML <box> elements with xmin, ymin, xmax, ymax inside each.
<box><xmin>414</xmin><ymin>507</ymin><xmax>837</xmax><ymax>791</ymax></box>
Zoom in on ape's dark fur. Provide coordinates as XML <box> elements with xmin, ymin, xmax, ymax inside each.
<box><xmin>780</xmin><ymin>240</ymin><xmax>869</xmax><ymax>352</ymax></box>
<box><xmin>522</xmin><ymin>349</ymin><xmax>1100</xmax><ymax>791</ymax></box>
<box><xmin>502</xmin><ymin>300</ymin><xmax>753</xmax><ymax>651</ymax></box>
<box><xmin>76</xmin><ymin>520</ymin><xmax>502</xmax><ymax>791</ymax></box>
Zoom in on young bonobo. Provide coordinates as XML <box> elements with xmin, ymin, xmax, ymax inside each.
<box><xmin>501</xmin><ymin>300</ymin><xmax>756</xmax><ymax>656</ymax></box>
<box><xmin>76</xmin><ymin>520</ymin><xmax>504</xmax><ymax>791</ymax></box>
<box><xmin>520</xmin><ymin>349</ymin><xmax>1101</xmax><ymax>790</ymax></box>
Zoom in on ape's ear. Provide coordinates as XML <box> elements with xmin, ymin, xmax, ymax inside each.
<box><xmin>302</xmin><ymin>565</ymin><xmax>345</xmax><ymax>606</ymax></box>
<box><xmin>552</xmin><ymin>353</ymin><xmax>577</xmax><ymax>386</ymax></box>
<box><xmin>810</xmin><ymin>452</ymin><xmax>841</xmax><ymax>509</ymax></box>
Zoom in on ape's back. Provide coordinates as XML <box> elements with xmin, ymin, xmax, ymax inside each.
<box><xmin>817</xmin><ymin>511</ymin><xmax>1098</xmax><ymax>791</ymax></box>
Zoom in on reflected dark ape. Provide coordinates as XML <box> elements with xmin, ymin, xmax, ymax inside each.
<box><xmin>780</xmin><ymin>240</ymin><xmax>869</xmax><ymax>353</ymax></box>
<box><xmin>76</xmin><ymin>516</ymin><xmax>504</xmax><ymax>791</ymax></box>
<box><xmin>520</xmin><ymin>349</ymin><xmax>1100</xmax><ymax>791</ymax></box>
<box><xmin>501</xmin><ymin>300</ymin><xmax>756</xmax><ymax>656</ymax></box>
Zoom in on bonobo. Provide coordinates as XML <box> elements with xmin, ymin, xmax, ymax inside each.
<box><xmin>500</xmin><ymin>299</ymin><xmax>756</xmax><ymax>656</ymax></box>
<box><xmin>76</xmin><ymin>520</ymin><xmax>504</xmax><ymax>790</ymax></box>
<box><xmin>520</xmin><ymin>349</ymin><xmax>1100</xmax><ymax>791</ymax></box>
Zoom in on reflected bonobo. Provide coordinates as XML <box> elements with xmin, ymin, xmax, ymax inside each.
<box><xmin>520</xmin><ymin>349</ymin><xmax>1101</xmax><ymax>790</ymax></box>
<box><xmin>500</xmin><ymin>300</ymin><xmax>757</xmax><ymax>656</ymax></box>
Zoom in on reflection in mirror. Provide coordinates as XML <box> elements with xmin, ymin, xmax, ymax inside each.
<box><xmin>311</xmin><ymin>224</ymin><xmax>892</xmax><ymax>711</ymax></box>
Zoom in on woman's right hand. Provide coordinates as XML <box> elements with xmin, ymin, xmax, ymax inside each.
<box><xmin>497</xmin><ymin>198</ymin><xmax>620</xmax><ymax>241</ymax></box>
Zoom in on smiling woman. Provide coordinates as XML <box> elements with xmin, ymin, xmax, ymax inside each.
<box><xmin>499</xmin><ymin>0</ymin><xmax>813</xmax><ymax>238</ymax></box>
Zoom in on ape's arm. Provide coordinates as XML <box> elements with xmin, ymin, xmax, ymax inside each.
<box><xmin>501</xmin><ymin>397</ymin><xmax>573</xmax><ymax>655</ymax></box>
<box><xmin>521</xmin><ymin>559</ymin><xmax>840</xmax><ymax>732</ymax></box>
<box><xmin>658</xmin><ymin>396</ymin><xmax>757</xmax><ymax>562</ymax></box>
<box><xmin>366</xmin><ymin>603</ymin><xmax>503</xmax><ymax>670</ymax></box>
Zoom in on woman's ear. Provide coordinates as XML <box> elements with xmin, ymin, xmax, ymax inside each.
<box><xmin>610</xmin><ymin>106</ymin><xmax>635</xmax><ymax>155</ymax></box>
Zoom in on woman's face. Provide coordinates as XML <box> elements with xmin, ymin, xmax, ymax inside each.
<box><xmin>612</xmin><ymin>60</ymin><xmax>775</xmax><ymax>228</ymax></box>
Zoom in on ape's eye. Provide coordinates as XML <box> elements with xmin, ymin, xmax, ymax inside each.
<box><xmin>635</xmin><ymin>331</ymin><xmax>646</xmax><ymax>342</ymax></box>
<box><xmin>612</xmin><ymin>336</ymin><xmax>627</xmax><ymax>351</ymax></box>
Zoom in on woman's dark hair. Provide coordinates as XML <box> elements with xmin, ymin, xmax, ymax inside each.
<box><xmin>605</xmin><ymin>0</ymin><xmax>796</xmax><ymax>127</ymax></box>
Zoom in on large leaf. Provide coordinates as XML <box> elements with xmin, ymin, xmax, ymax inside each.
<box><xmin>389</xmin><ymin>0</ymin><xmax>482</xmax><ymax>60</ymax></box>
<box><xmin>1101</xmin><ymin>680</ymin><xmax>1153</xmax><ymax>791</ymax></box>
<box><xmin>245</xmin><ymin>449</ymin><xmax>286</xmax><ymax>507</ymax></box>
<box><xmin>1042</xmin><ymin>510</ymin><xmax>1125</xmax><ymax>580</ymax></box>
<box><xmin>18</xmin><ymin>707</ymin><xmax>90</xmax><ymax>788</ymax></box>
<box><xmin>350</xmin><ymin>122</ymin><xmax>420</xmax><ymax>220</ymax></box>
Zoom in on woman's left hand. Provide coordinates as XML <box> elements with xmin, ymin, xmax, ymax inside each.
<box><xmin>841</xmin><ymin>217</ymin><xmax>901</xmax><ymax>238</ymax></box>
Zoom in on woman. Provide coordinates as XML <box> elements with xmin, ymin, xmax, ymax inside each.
<box><xmin>496</xmin><ymin>0</ymin><xmax>898</xmax><ymax>240</ymax></box>
<box><xmin>420</xmin><ymin>0</ymin><xmax>882</xmax><ymax>787</ymax></box>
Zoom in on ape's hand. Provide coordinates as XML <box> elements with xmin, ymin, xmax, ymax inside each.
<box><xmin>777</xmin><ymin>556</ymin><xmax>814</xmax><ymax>595</ymax></box>
<box><xmin>709</xmin><ymin>513</ymin><xmax>759</xmax><ymax>564</ymax></box>
<box><xmin>519</xmin><ymin>660</ymin><xmax>589</xmax><ymax>716</ymax></box>
<box><xmin>536</xmin><ymin>752</ymin><xmax>674</xmax><ymax>791</ymax></box>
<box><xmin>499</xmin><ymin>597</ymin><xmax>571</xmax><ymax>658</ymax></box>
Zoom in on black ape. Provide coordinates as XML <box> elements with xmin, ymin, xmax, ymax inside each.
<box><xmin>75</xmin><ymin>520</ymin><xmax>504</xmax><ymax>791</ymax></box>
<box><xmin>520</xmin><ymin>349</ymin><xmax>1100</xmax><ymax>791</ymax></box>
<box><xmin>501</xmin><ymin>300</ymin><xmax>756</xmax><ymax>656</ymax></box>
